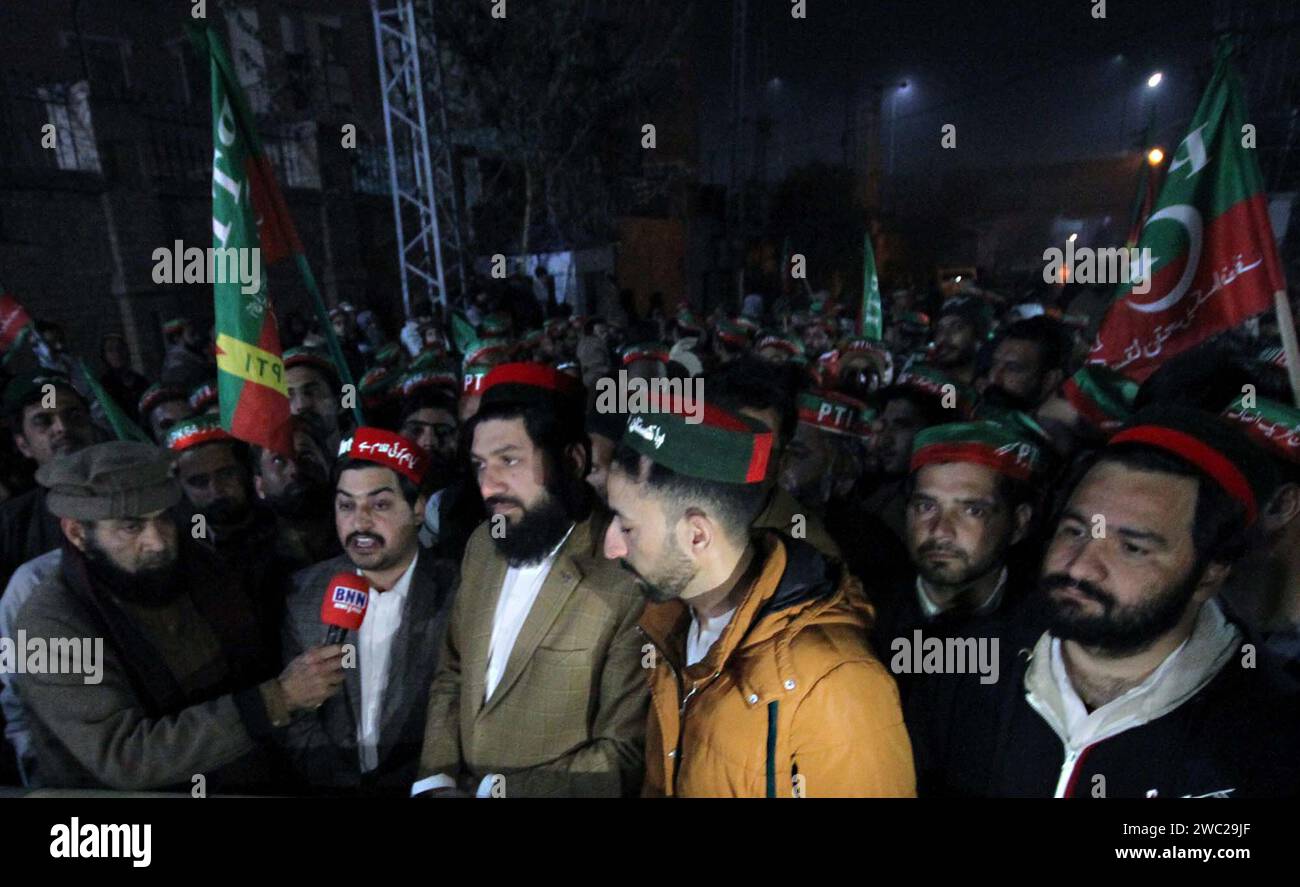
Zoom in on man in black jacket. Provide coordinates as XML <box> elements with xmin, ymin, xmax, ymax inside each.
<box><xmin>0</xmin><ymin>371</ymin><xmax>95</xmax><ymax>589</ymax></box>
<box><xmin>872</xmin><ymin>418</ymin><xmax>1046</xmax><ymax>700</ymax></box>
<box><xmin>910</xmin><ymin>407</ymin><xmax>1300</xmax><ymax>798</ymax></box>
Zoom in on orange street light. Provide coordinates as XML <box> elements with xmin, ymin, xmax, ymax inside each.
<box><xmin>1147</xmin><ymin>147</ymin><xmax>1165</xmax><ymax>166</ymax></box>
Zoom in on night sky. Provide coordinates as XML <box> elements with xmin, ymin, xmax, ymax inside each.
<box><xmin>694</xmin><ymin>0</ymin><xmax>1217</xmax><ymax>188</ymax></box>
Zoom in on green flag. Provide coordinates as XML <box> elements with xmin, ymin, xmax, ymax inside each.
<box><xmin>191</xmin><ymin>26</ymin><xmax>304</xmax><ymax>455</ymax></box>
<box><xmin>861</xmin><ymin>231</ymin><xmax>883</xmax><ymax>340</ymax></box>
<box><xmin>1093</xmin><ymin>39</ymin><xmax>1285</xmax><ymax>380</ymax></box>
<box><xmin>74</xmin><ymin>357</ymin><xmax>150</xmax><ymax>443</ymax></box>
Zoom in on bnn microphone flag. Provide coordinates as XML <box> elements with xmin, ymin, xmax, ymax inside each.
<box><xmin>320</xmin><ymin>573</ymin><xmax>369</xmax><ymax>645</ymax></box>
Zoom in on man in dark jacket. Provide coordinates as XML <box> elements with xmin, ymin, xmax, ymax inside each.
<box><xmin>872</xmin><ymin>419</ymin><xmax>1045</xmax><ymax>700</ymax></box>
<box><xmin>0</xmin><ymin>371</ymin><xmax>96</xmax><ymax>589</ymax></box>
<box><xmin>11</xmin><ymin>442</ymin><xmax>340</xmax><ymax>791</ymax></box>
<box><xmin>280</xmin><ymin>427</ymin><xmax>457</xmax><ymax>795</ymax></box>
<box><xmin>909</xmin><ymin>407</ymin><xmax>1300</xmax><ymax>798</ymax></box>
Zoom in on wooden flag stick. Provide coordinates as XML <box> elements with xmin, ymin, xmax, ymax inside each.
<box><xmin>1274</xmin><ymin>290</ymin><xmax>1300</xmax><ymax>408</ymax></box>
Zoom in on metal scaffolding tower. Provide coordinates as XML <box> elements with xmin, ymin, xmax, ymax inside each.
<box><xmin>370</xmin><ymin>0</ymin><xmax>467</xmax><ymax>318</ymax></box>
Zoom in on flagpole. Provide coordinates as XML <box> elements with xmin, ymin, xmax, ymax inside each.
<box><xmin>294</xmin><ymin>254</ymin><xmax>365</xmax><ymax>427</ymax></box>
<box><xmin>1274</xmin><ymin>290</ymin><xmax>1300</xmax><ymax>407</ymax></box>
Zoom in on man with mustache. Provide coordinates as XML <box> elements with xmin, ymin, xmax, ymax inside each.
<box><xmin>395</xmin><ymin>372</ymin><xmax>483</xmax><ymax>562</ymax></box>
<box><xmin>604</xmin><ymin>400</ymin><xmax>914</xmax><ymax>796</ymax></box>
<box><xmin>166</xmin><ymin>416</ymin><xmax>277</xmax><ymax>557</ymax></box>
<box><xmin>872</xmin><ymin>419</ymin><xmax>1046</xmax><ymax>692</ymax></box>
<box><xmin>251</xmin><ymin>415</ymin><xmax>340</xmax><ymax>572</ymax></box>
<box><xmin>10</xmin><ymin>442</ymin><xmax>332</xmax><ymax>790</ymax></box>
<box><xmin>930</xmin><ymin>297</ymin><xmax>986</xmax><ymax>388</ymax></box>
<box><xmin>414</xmin><ymin>363</ymin><xmax>647</xmax><ymax>797</ymax></box>
<box><xmin>910</xmin><ymin>407</ymin><xmax>1300</xmax><ymax>797</ymax></box>
<box><xmin>280</xmin><ymin>427</ymin><xmax>458</xmax><ymax>793</ymax></box>
<box><xmin>284</xmin><ymin>346</ymin><xmax>345</xmax><ymax>454</ymax></box>
<box><xmin>0</xmin><ymin>371</ymin><xmax>96</xmax><ymax>590</ymax></box>
<box><xmin>976</xmin><ymin>316</ymin><xmax>1068</xmax><ymax>413</ymax></box>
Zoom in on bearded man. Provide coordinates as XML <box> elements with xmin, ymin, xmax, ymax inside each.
<box><xmin>413</xmin><ymin>363</ymin><xmax>647</xmax><ymax>798</ymax></box>
<box><xmin>908</xmin><ymin>408</ymin><xmax>1300</xmax><ymax>797</ymax></box>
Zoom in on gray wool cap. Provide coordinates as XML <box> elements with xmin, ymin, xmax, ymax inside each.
<box><xmin>37</xmin><ymin>441</ymin><xmax>181</xmax><ymax>521</ymax></box>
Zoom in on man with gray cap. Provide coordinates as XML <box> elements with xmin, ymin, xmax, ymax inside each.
<box><xmin>9</xmin><ymin>441</ymin><xmax>346</xmax><ymax>791</ymax></box>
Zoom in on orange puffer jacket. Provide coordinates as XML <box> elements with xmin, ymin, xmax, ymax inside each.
<box><xmin>640</xmin><ymin>533</ymin><xmax>916</xmax><ymax>797</ymax></box>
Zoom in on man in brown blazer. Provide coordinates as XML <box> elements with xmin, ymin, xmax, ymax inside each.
<box><xmin>414</xmin><ymin>364</ymin><xmax>647</xmax><ymax>798</ymax></box>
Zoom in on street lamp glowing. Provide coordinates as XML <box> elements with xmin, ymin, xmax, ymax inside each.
<box><xmin>1147</xmin><ymin>71</ymin><xmax>1163</xmax><ymax>88</ymax></box>
<box><xmin>1147</xmin><ymin>147</ymin><xmax>1165</xmax><ymax>166</ymax></box>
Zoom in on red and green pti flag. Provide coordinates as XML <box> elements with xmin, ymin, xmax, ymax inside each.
<box><xmin>1091</xmin><ymin>40</ymin><xmax>1285</xmax><ymax>380</ymax></box>
<box><xmin>193</xmin><ymin>26</ymin><xmax>300</xmax><ymax>456</ymax></box>
<box><xmin>0</xmin><ymin>293</ymin><xmax>34</xmax><ymax>366</ymax></box>
<box><xmin>861</xmin><ymin>231</ymin><xmax>883</xmax><ymax>341</ymax></box>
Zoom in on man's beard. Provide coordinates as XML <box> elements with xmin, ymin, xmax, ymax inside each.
<box><xmin>84</xmin><ymin>534</ymin><xmax>181</xmax><ymax>607</ymax></box>
<box><xmin>620</xmin><ymin>538</ymin><xmax>697</xmax><ymax>604</ymax></box>
<box><xmin>204</xmin><ymin>496</ymin><xmax>250</xmax><ymax>527</ymax></box>
<box><xmin>486</xmin><ymin>489</ymin><xmax>575</xmax><ymax>567</ymax></box>
<box><xmin>913</xmin><ymin>536</ymin><xmax>1006</xmax><ymax>591</ymax></box>
<box><xmin>1040</xmin><ymin>567</ymin><xmax>1202</xmax><ymax>655</ymax></box>
<box><xmin>980</xmin><ymin>383</ymin><xmax>1037</xmax><ymax>413</ymax></box>
<box><xmin>266</xmin><ymin>479</ymin><xmax>332</xmax><ymax>519</ymax></box>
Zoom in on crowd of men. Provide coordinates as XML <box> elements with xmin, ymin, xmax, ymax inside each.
<box><xmin>0</xmin><ymin>275</ymin><xmax>1298</xmax><ymax>797</ymax></box>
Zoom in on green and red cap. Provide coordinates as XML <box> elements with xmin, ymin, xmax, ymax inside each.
<box><xmin>138</xmin><ymin>383</ymin><xmax>187</xmax><ymax>418</ymax></box>
<box><xmin>401</xmin><ymin>368</ymin><xmax>459</xmax><ymax>398</ymax></box>
<box><xmin>896</xmin><ymin>364</ymin><xmax>973</xmax><ymax>417</ymax></box>
<box><xmin>1222</xmin><ymin>395</ymin><xmax>1300</xmax><ymax>467</ymax></box>
<box><xmin>188</xmin><ymin>381</ymin><xmax>219</xmax><ymax>413</ymax></box>
<box><xmin>479</xmin><ymin>361</ymin><xmax>583</xmax><ymax>414</ymax></box>
<box><xmin>162</xmin><ymin>317</ymin><xmax>188</xmax><ymax>337</ymax></box>
<box><xmin>714</xmin><ymin>319</ymin><xmax>751</xmax><ymax>348</ymax></box>
<box><xmin>411</xmin><ymin>347</ymin><xmax>448</xmax><ymax>372</ymax></box>
<box><xmin>1108</xmin><ymin>405</ymin><xmax>1279</xmax><ymax>527</ymax></box>
<box><xmin>911</xmin><ymin>420</ymin><xmax>1045</xmax><ymax>482</ymax></box>
<box><xmin>620</xmin><ymin>400</ymin><xmax>773</xmax><ymax>484</ymax></box>
<box><xmin>359</xmin><ymin>366</ymin><xmax>399</xmax><ymax>409</ymax></box>
<box><xmin>798</xmin><ymin>390</ymin><xmax>872</xmax><ymax>437</ymax></box>
<box><xmin>756</xmin><ymin>332</ymin><xmax>805</xmax><ymax>358</ymax></box>
<box><xmin>1063</xmin><ymin>366</ymin><xmax>1140</xmax><ymax>433</ymax></box>
<box><xmin>621</xmin><ymin>342</ymin><xmax>671</xmax><ymax>366</ymax></box>
<box><xmin>463</xmin><ymin>338</ymin><xmax>511</xmax><ymax>369</ymax></box>
<box><xmin>463</xmin><ymin>364</ymin><xmax>493</xmax><ymax>396</ymax></box>
<box><xmin>284</xmin><ymin>346</ymin><xmax>339</xmax><ymax>386</ymax></box>
<box><xmin>337</xmin><ymin>426</ymin><xmax>429</xmax><ymax>486</ymax></box>
<box><xmin>164</xmin><ymin>415</ymin><xmax>232</xmax><ymax>453</ymax></box>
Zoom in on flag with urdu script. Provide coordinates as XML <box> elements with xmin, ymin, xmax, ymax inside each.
<box><xmin>1091</xmin><ymin>40</ymin><xmax>1285</xmax><ymax>381</ymax></box>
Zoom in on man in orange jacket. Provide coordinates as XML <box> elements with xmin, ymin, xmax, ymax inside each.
<box><xmin>603</xmin><ymin>402</ymin><xmax>915</xmax><ymax>797</ymax></box>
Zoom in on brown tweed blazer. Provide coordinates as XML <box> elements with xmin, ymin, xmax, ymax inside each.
<box><xmin>417</xmin><ymin>509</ymin><xmax>648</xmax><ymax>797</ymax></box>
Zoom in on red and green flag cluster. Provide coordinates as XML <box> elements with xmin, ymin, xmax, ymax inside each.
<box><xmin>0</xmin><ymin>293</ymin><xmax>33</xmax><ymax>367</ymax></box>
